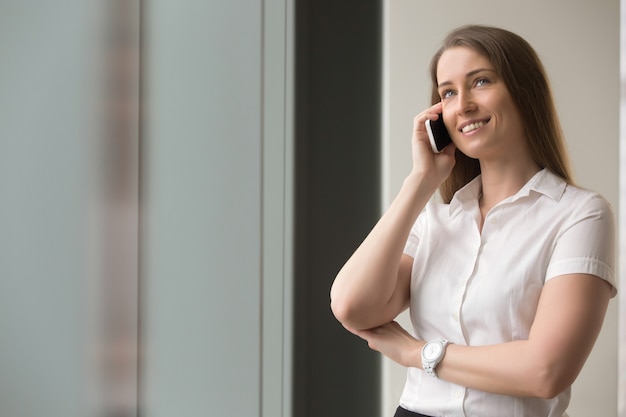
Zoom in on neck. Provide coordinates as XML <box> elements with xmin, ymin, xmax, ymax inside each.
<box><xmin>478</xmin><ymin>159</ymin><xmax>541</xmax><ymax>214</ymax></box>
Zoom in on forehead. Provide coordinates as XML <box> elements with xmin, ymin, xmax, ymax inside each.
<box><xmin>436</xmin><ymin>46</ymin><xmax>494</xmax><ymax>83</ymax></box>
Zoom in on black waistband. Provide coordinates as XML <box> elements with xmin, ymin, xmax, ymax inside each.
<box><xmin>393</xmin><ymin>406</ymin><xmax>432</xmax><ymax>417</ymax></box>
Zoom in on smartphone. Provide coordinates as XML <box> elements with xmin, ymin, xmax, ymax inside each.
<box><xmin>425</xmin><ymin>114</ymin><xmax>452</xmax><ymax>153</ymax></box>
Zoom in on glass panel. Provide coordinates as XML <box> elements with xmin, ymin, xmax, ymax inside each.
<box><xmin>0</xmin><ymin>1</ymin><xmax>140</xmax><ymax>416</ymax></box>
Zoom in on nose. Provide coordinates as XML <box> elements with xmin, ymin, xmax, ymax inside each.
<box><xmin>455</xmin><ymin>89</ymin><xmax>477</xmax><ymax>115</ymax></box>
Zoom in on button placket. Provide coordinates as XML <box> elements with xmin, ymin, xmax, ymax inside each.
<box><xmin>483</xmin><ymin>205</ymin><xmax>506</xmax><ymax>230</ymax></box>
<box><xmin>454</xmin><ymin>221</ymin><xmax>482</xmax><ymax>343</ymax></box>
<box><xmin>455</xmin><ymin>388</ymin><xmax>464</xmax><ymax>399</ymax></box>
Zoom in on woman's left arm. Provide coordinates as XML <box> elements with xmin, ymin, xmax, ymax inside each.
<box><xmin>352</xmin><ymin>272</ymin><xmax>612</xmax><ymax>398</ymax></box>
<box><xmin>439</xmin><ymin>272</ymin><xmax>612</xmax><ymax>398</ymax></box>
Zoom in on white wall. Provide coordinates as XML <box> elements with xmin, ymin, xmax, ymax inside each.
<box><xmin>382</xmin><ymin>1</ymin><xmax>620</xmax><ymax>416</ymax></box>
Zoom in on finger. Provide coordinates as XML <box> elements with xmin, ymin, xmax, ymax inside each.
<box><xmin>440</xmin><ymin>142</ymin><xmax>457</xmax><ymax>158</ymax></box>
<box><xmin>413</xmin><ymin>103</ymin><xmax>443</xmax><ymax>132</ymax></box>
<box><xmin>423</xmin><ymin>101</ymin><xmax>443</xmax><ymax>117</ymax></box>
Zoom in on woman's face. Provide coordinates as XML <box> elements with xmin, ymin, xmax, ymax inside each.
<box><xmin>436</xmin><ymin>46</ymin><xmax>527</xmax><ymax>162</ymax></box>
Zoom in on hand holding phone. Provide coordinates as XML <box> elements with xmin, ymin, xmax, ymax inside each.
<box><xmin>425</xmin><ymin>114</ymin><xmax>452</xmax><ymax>153</ymax></box>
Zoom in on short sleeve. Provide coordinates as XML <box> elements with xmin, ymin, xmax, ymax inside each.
<box><xmin>545</xmin><ymin>193</ymin><xmax>617</xmax><ymax>296</ymax></box>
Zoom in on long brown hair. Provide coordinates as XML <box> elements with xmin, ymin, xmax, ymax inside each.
<box><xmin>429</xmin><ymin>25</ymin><xmax>574</xmax><ymax>203</ymax></box>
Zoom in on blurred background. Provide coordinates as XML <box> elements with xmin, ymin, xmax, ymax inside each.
<box><xmin>0</xmin><ymin>1</ymin><xmax>622</xmax><ymax>417</ymax></box>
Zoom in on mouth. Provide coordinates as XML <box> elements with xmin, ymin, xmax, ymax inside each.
<box><xmin>460</xmin><ymin>118</ymin><xmax>490</xmax><ymax>134</ymax></box>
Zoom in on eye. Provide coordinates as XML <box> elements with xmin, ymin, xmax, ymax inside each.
<box><xmin>475</xmin><ymin>77</ymin><xmax>490</xmax><ymax>87</ymax></box>
<box><xmin>440</xmin><ymin>89</ymin><xmax>455</xmax><ymax>100</ymax></box>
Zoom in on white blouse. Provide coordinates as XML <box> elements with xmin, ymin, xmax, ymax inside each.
<box><xmin>400</xmin><ymin>169</ymin><xmax>616</xmax><ymax>417</ymax></box>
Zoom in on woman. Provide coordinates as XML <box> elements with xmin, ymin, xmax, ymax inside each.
<box><xmin>330</xmin><ymin>25</ymin><xmax>616</xmax><ymax>417</ymax></box>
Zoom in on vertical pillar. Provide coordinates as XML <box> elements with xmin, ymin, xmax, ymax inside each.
<box><xmin>293</xmin><ymin>1</ymin><xmax>383</xmax><ymax>416</ymax></box>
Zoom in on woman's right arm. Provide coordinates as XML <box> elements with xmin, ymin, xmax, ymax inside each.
<box><xmin>330</xmin><ymin>104</ymin><xmax>456</xmax><ymax>331</ymax></box>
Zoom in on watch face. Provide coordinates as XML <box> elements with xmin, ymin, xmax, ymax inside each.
<box><xmin>424</xmin><ymin>342</ymin><xmax>443</xmax><ymax>360</ymax></box>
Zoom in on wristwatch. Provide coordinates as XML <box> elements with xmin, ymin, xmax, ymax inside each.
<box><xmin>421</xmin><ymin>338</ymin><xmax>450</xmax><ymax>378</ymax></box>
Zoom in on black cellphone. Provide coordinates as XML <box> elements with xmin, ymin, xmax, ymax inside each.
<box><xmin>425</xmin><ymin>114</ymin><xmax>452</xmax><ymax>153</ymax></box>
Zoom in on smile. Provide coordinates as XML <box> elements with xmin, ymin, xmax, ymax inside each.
<box><xmin>461</xmin><ymin>119</ymin><xmax>490</xmax><ymax>134</ymax></box>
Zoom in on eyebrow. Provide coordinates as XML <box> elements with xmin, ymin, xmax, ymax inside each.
<box><xmin>437</xmin><ymin>68</ymin><xmax>497</xmax><ymax>88</ymax></box>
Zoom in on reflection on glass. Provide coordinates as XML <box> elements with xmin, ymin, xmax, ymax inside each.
<box><xmin>95</xmin><ymin>1</ymin><xmax>140</xmax><ymax>416</ymax></box>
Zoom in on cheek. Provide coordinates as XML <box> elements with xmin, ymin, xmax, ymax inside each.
<box><xmin>495</xmin><ymin>94</ymin><xmax>522</xmax><ymax>125</ymax></box>
<box><xmin>503</xmin><ymin>104</ymin><xmax>524</xmax><ymax>130</ymax></box>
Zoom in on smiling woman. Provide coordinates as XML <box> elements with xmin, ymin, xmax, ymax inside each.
<box><xmin>330</xmin><ymin>24</ymin><xmax>617</xmax><ymax>417</ymax></box>
<box><xmin>380</xmin><ymin>3</ymin><xmax>620</xmax><ymax>416</ymax></box>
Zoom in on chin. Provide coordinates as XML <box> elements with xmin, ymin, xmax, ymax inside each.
<box><xmin>455</xmin><ymin>146</ymin><xmax>481</xmax><ymax>160</ymax></box>
<box><xmin>456</xmin><ymin>139</ymin><xmax>496</xmax><ymax>160</ymax></box>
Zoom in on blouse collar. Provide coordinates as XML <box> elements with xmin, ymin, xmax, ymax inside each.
<box><xmin>449</xmin><ymin>168</ymin><xmax>568</xmax><ymax>215</ymax></box>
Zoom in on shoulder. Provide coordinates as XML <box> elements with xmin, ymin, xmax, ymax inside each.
<box><xmin>560</xmin><ymin>184</ymin><xmax>614</xmax><ymax>219</ymax></box>
<box><xmin>535</xmin><ymin>170</ymin><xmax>612</xmax><ymax>213</ymax></box>
<box><xmin>545</xmin><ymin>184</ymin><xmax>617</xmax><ymax>296</ymax></box>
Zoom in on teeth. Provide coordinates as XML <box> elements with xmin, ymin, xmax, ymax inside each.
<box><xmin>461</xmin><ymin>121</ymin><xmax>487</xmax><ymax>133</ymax></box>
